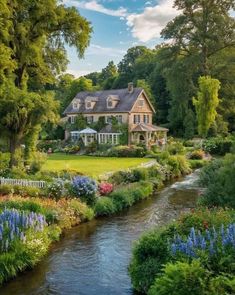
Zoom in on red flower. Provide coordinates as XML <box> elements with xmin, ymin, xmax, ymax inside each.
<box><xmin>98</xmin><ymin>183</ymin><xmax>114</xmax><ymax>196</ymax></box>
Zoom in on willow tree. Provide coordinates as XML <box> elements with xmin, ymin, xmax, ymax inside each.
<box><xmin>193</xmin><ymin>76</ymin><xmax>220</xmax><ymax>137</ymax></box>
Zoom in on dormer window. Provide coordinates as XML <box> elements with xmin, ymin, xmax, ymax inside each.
<box><xmin>86</xmin><ymin>101</ymin><xmax>92</xmax><ymax>109</ymax></box>
<box><xmin>85</xmin><ymin>96</ymin><xmax>98</xmax><ymax>110</ymax></box>
<box><xmin>107</xmin><ymin>100</ymin><xmax>113</xmax><ymax>108</ymax></box>
<box><xmin>72</xmin><ymin>99</ymin><xmax>80</xmax><ymax>110</ymax></box>
<box><xmin>73</xmin><ymin>102</ymin><xmax>79</xmax><ymax>109</ymax></box>
<box><xmin>107</xmin><ymin>95</ymin><xmax>119</xmax><ymax>109</ymax></box>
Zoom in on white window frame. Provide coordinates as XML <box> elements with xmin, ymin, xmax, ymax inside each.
<box><xmin>86</xmin><ymin>101</ymin><xmax>92</xmax><ymax>109</ymax></box>
<box><xmin>70</xmin><ymin>116</ymin><xmax>76</xmax><ymax>124</ymax></box>
<box><xmin>143</xmin><ymin>114</ymin><xmax>149</xmax><ymax>124</ymax></box>
<box><xmin>134</xmin><ymin>114</ymin><xmax>141</xmax><ymax>124</ymax></box>
<box><xmin>86</xmin><ymin>116</ymin><xmax>94</xmax><ymax>124</ymax></box>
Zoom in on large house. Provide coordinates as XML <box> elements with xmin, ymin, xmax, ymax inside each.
<box><xmin>63</xmin><ymin>83</ymin><xmax>168</xmax><ymax>148</ymax></box>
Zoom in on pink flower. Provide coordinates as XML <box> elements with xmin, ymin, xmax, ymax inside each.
<box><xmin>98</xmin><ymin>183</ymin><xmax>113</xmax><ymax>196</ymax></box>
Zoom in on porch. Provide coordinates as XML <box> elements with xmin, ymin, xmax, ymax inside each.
<box><xmin>131</xmin><ymin>123</ymin><xmax>168</xmax><ymax>149</ymax></box>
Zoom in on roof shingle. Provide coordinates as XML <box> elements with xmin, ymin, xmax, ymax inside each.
<box><xmin>63</xmin><ymin>88</ymin><xmax>143</xmax><ymax>115</ymax></box>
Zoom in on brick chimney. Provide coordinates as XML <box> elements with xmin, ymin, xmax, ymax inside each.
<box><xmin>128</xmin><ymin>82</ymin><xmax>134</xmax><ymax>93</ymax></box>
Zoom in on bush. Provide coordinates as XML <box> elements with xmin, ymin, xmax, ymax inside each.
<box><xmin>108</xmin><ymin>170</ymin><xmax>137</xmax><ymax>185</ymax></box>
<box><xmin>95</xmin><ymin>181</ymin><xmax>154</xmax><ymax>216</ymax></box>
<box><xmin>28</xmin><ymin>152</ymin><xmax>47</xmax><ymax>174</ymax></box>
<box><xmin>199</xmin><ymin>154</ymin><xmax>235</xmax><ymax>208</ymax></box>
<box><xmin>95</xmin><ymin>197</ymin><xmax>116</xmax><ymax>216</ymax></box>
<box><xmin>148</xmin><ymin>261</ymin><xmax>207</xmax><ymax>295</ymax></box>
<box><xmin>0</xmin><ymin>184</ymin><xmax>42</xmax><ymax>197</ymax></box>
<box><xmin>132</xmin><ymin>168</ymin><xmax>148</xmax><ymax>181</ymax></box>
<box><xmin>47</xmin><ymin>180</ymin><xmax>65</xmax><ymax>200</ymax></box>
<box><xmin>202</xmin><ymin>137</ymin><xmax>234</xmax><ymax>155</ymax></box>
<box><xmin>167</xmin><ymin>141</ymin><xmax>185</xmax><ymax>155</ymax></box>
<box><xmin>63</xmin><ymin>145</ymin><xmax>80</xmax><ymax>154</ymax></box>
<box><xmin>98</xmin><ymin>182</ymin><xmax>113</xmax><ymax>196</ymax></box>
<box><xmin>71</xmin><ymin>176</ymin><xmax>97</xmax><ymax>206</ymax></box>
<box><xmin>0</xmin><ymin>152</ymin><xmax>10</xmax><ymax>171</ymax></box>
<box><xmin>129</xmin><ymin>227</ymin><xmax>173</xmax><ymax>293</ymax></box>
<box><xmin>107</xmin><ymin>145</ymin><xmax>146</xmax><ymax>157</ymax></box>
<box><xmin>129</xmin><ymin>208</ymin><xmax>235</xmax><ymax>294</ymax></box>
<box><xmin>167</xmin><ymin>155</ymin><xmax>191</xmax><ymax>177</ymax></box>
<box><xmin>188</xmin><ymin>159</ymin><xmax>207</xmax><ymax>169</ymax></box>
<box><xmin>189</xmin><ymin>149</ymin><xmax>205</xmax><ymax>160</ymax></box>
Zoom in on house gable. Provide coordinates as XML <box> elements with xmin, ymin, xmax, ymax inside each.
<box><xmin>130</xmin><ymin>90</ymin><xmax>155</xmax><ymax>114</ymax></box>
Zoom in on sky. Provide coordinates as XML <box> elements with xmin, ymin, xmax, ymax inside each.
<box><xmin>62</xmin><ymin>0</ymin><xmax>180</xmax><ymax>77</ymax></box>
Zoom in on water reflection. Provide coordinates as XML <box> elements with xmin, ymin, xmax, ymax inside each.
<box><xmin>0</xmin><ymin>171</ymin><xmax>201</xmax><ymax>295</ymax></box>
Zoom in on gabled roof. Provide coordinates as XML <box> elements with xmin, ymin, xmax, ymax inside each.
<box><xmin>79</xmin><ymin>128</ymin><xmax>97</xmax><ymax>134</ymax></box>
<box><xmin>131</xmin><ymin>123</ymin><xmax>169</xmax><ymax>132</ymax></box>
<box><xmin>63</xmin><ymin>88</ymin><xmax>154</xmax><ymax>115</ymax></box>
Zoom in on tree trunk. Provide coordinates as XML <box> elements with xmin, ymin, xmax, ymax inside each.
<box><xmin>9</xmin><ymin>137</ymin><xmax>20</xmax><ymax>168</ymax></box>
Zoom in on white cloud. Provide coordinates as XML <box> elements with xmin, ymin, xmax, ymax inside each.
<box><xmin>86</xmin><ymin>44</ymin><xmax>126</xmax><ymax>57</ymax></box>
<box><xmin>63</xmin><ymin>0</ymin><xmax>127</xmax><ymax>17</ymax></box>
<box><xmin>126</xmin><ymin>0</ymin><xmax>179</xmax><ymax>42</ymax></box>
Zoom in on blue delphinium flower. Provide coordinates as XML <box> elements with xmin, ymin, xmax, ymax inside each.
<box><xmin>171</xmin><ymin>223</ymin><xmax>235</xmax><ymax>258</ymax></box>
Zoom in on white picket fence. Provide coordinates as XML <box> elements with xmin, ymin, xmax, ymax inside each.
<box><xmin>0</xmin><ymin>178</ymin><xmax>46</xmax><ymax>188</ymax></box>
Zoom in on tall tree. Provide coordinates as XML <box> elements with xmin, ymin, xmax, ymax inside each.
<box><xmin>0</xmin><ymin>0</ymin><xmax>92</xmax><ymax>89</ymax></box>
<box><xmin>0</xmin><ymin>84</ymin><xmax>59</xmax><ymax>167</ymax></box>
<box><xmin>193</xmin><ymin>76</ymin><xmax>220</xmax><ymax>137</ymax></box>
<box><xmin>162</xmin><ymin>0</ymin><xmax>235</xmax><ymax>75</ymax></box>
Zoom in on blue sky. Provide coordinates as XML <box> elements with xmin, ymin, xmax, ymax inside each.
<box><xmin>62</xmin><ymin>0</ymin><xmax>179</xmax><ymax>77</ymax></box>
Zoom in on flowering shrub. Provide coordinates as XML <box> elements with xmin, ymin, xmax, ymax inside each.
<box><xmin>0</xmin><ymin>209</ymin><xmax>47</xmax><ymax>253</ymax></box>
<box><xmin>98</xmin><ymin>182</ymin><xmax>113</xmax><ymax>196</ymax></box>
<box><xmin>47</xmin><ymin>179</ymin><xmax>65</xmax><ymax>200</ymax></box>
<box><xmin>71</xmin><ymin>176</ymin><xmax>97</xmax><ymax>205</ymax></box>
<box><xmin>171</xmin><ymin>224</ymin><xmax>235</xmax><ymax>258</ymax></box>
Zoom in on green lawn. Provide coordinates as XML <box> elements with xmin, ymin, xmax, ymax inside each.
<box><xmin>43</xmin><ymin>153</ymin><xmax>151</xmax><ymax>177</ymax></box>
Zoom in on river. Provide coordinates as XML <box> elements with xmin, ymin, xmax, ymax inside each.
<box><xmin>0</xmin><ymin>170</ymin><xmax>201</xmax><ymax>295</ymax></box>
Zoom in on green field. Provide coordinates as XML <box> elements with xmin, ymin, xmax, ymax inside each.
<box><xmin>43</xmin><ymin>154</ymin><xmax>150</xmax><ymax>177</ymax></box>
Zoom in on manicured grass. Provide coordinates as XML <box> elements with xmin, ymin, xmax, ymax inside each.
<box><xmin>43</xmin><ymin>153</ymin><xmax>150</xmax><ymax>177</ymax></box>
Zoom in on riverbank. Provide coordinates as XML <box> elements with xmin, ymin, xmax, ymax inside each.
<box><xmin>129</xmin><ymin>153</ymin><xmax>235</xmax><ymax>295</ymax></box>
<box><xmin>0</xmin><ymin>153</ymin><xmax>203</xmax><ymax>286</ymax></box>
<box><xmin>0</xmin><ymin>170</ymin><xmax>202</xmax><ymax>295</ymax></box>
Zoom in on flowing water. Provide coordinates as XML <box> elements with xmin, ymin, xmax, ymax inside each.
<box><xmin>0</xmin><ymin>170</ymin><xmax>201</xmax><ymax>295</ymax></box>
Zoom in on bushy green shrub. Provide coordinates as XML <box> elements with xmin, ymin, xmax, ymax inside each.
<box><xmin>167</xmin><ymin>141</ymin><xmax>185</xmax><ymax>155</ymax></box>
<box><xmin>95</xmin><ymin>181</ymin><xmax>154</xmax><ymax>216</ymax></box>
<box><xmin>202</xmin><ymin>137</ymin><xmax>234</xmax><ymax>155</ymax></box>
<box><xmin>69</xmin><ymin>199</ymin><xmax>94</xmax><ymax>221</ymax></box>
<box><xmin>148</xmin><ymin>261</ymin><xmax>207</xmax><ymax>295</ymax></box>
<box><xmin>129</xmin><ymin>209</ymin><xmax>235</xmax><ymax>294</ymax></box>
<box><xmin>188</xmin><ymin>159</ymin><xmax>207</xmax><ymax>169</ymax></box>
<box><xmin>189</xmin><ymin>149</ymin><xmax>205</xmax><ymax>160</ymax></box>
<box><xmin>107</xmin><ymin>145</ymin><xmax>146</xmax><ymax>157</ymax></box>
<box><xmin>108</xmin><ymin>170</ymin><xmax>137</xmax><ymax>185</ymax></box>
<box><xmin>199</xmin><ymin>154</ymin><xmax>235</xmax><ymax>208</ymax></box>
<box><xmin>167</xmin><ymin>155</ymin><xmax>191</xmax><ymax>177</ymax></box>
<box><xmin>0</xmin><ymin>152</ymin><xmax>10</xmax><ymax>171</ymax></box>
<box><xmin>132</xmin><ymin>168</ymin><xmax>148</xmax><ymax>181</ymax></box>
<box><xmin>95</xmin><ymin>197</ymin><xmax>116</xmax><ymax>216</ymax></box>
<box><xmin>0</xmin><ymin>184</ymin><xmax>42</xmax><ymax>197</ymax></box>
<box><xmin>63</xmin><ymin>145</ymin><xmax>80</xmax><ymax>154</ymax></box>
<box><xmin>129</xmin><ymin>227</ymin><xmax>173</xmax><ymax>293</ymax></box>
<box><xmin>28</xmin><ymin>152</ymin><xmax>47</xmax><ymax>174</ymax></box>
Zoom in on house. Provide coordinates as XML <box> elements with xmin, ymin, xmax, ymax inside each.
<box><xmin>63</xmin><ymin>83</ymin><xmax>168</xmax><ymax>148</ymax></box>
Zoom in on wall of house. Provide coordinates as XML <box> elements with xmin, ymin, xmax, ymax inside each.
<box><xmin>67</xmin><ymin>113</ymin><xmax>129</xmax><ymax>124</ymax></box>
<box><xmin>128</xmin><ymin>93</ymin><xmax>153</xmax><ymax>130</ymax></box>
